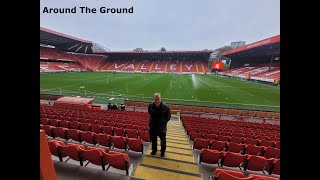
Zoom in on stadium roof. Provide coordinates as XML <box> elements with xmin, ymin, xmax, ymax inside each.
<box><xmin>40</xmin><ymin>27</ymin><xmax>108</xmax><ymax>54</ymax></box>
<box><xmin>97</xmin><ymin>50</ymin><xmax>213</xmax><ymax>54</ymax></box>
<box><xmin>97</xmin><ymin>50</ymin><xmax>213</xmax><ymax>61</ymax></box>
<box><xmin>221</xmin><ymin>35</ymin><xmax>280</xmax><ymax>59</ymax></box>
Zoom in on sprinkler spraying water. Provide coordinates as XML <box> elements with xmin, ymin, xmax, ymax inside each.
<box><xmin>191</xmin><ymin>74</ymin><xmax>200</xmax><ymax>89</ymax></box>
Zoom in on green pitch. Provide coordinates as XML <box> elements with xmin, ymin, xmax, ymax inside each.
<box><xmin>40</xmin><ymin>72</ymin><xmax>280</xmax><ymax>111</ymax></box>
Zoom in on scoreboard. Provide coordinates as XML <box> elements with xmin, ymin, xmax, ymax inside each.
<box><xmin>212</xmin><ymin>62</ymin><xmax>224</xmax><ymax>70</ymax></box>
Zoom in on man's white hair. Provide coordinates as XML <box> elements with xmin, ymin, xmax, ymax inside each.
<box><xmin>153</xmin><ymin>93</ymin><xmax>161</xmax><ymax>98</ymax></box>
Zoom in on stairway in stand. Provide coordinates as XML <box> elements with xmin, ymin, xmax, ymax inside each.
<box><xmin>133</xmin><ymin>119</ymin><xmax>202</xmax><ymax>180</ymax></box>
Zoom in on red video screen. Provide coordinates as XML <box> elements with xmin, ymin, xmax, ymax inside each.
<box><xmin>212</xmin><ymin>62</ymin><xmax>223</xmax><ymax>69</ymax></box>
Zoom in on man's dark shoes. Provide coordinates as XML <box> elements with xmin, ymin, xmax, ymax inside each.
<box><xmin>161</xmin><ymin>152</ymin><xmax>165</xmax><ymax>157</ymax></box>
<box><xmin>150</xmin><ymin>151</ymin><xmax>157</xmax><ymax>155</ymax></box>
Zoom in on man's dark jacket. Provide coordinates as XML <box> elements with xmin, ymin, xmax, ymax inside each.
<box><xmin>148</xmin><ymin>101</ymin><xmax>171</xmax><ymax>134</ymax></box>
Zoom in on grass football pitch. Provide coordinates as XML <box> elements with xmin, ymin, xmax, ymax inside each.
<box><xmin>40</xmin><ymin>72</ymin><xmax>280</xmax><ymax>111</ymax></box>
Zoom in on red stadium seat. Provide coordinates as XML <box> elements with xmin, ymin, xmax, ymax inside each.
<box><xmin>80</xmin><ymin>147</ymin><xmax>108</xmax><ymax>170</ymax></box>
<box><xmin>190</xmin><ymin>132</ymin><xmax>203</xmax><ymax>141</ymax></box>
<box><xmin>48</xmin><ymin>140</ymin><xmax>65</xmax><ymax>161</ymax></box>
<box><xmin>214</xmin><ymin>168</ymin><xmax>245</xmax><ymax>179</ymax></box>
<box><xmin>244</xmin><ymin>138</ymin><xmax>259</xmax><ymax>146</ymax></box>
<box><xmin>68</xmin><ymin>121</ymin><xmax>79</xmax><ymax>130</ymax></box>
<box><xmin>58</xmin><ymin>120</ymin><xmax>69</xmax><ymax>128</ymax></box>
<box><xmin>79</xmin><ymin>131</ymin><xmax>96</xmax><ymax>145</ymax></box>
<box><xmin>126</xmin><ymin>124</ymin><xmax>135</xmax><ymax>129</ymax></box>
<box><xmin>105</xmin><ymin>122</ymin><xmax>115</xmax><ymax>127</ymax></box>
<box><xmin>126</xmin><ymin>129</ymin><xmax>138</xmax><ymax>138</ymax></box>
<box><xmin>244</xmin><ymin>155</ymin><xmax>273</xmax><ymax>173</ymax></box>
<box><xmin>96</xmin><ymin>120</ymin><xmax>105</xmax><ymax>126</ymax></box>
<box><xmin>217</xmin><ymin>172</ymin><xmax>253</xmax><ymax>180</ymax></box>
<box><xmin>48</xmin><ymin>115</ymin><xmax>56</xmax><ymax>119</ymax></box>
<box><xmin>210</xmin><ymin>140</ymin><xmax>228</xmax><ymax>151</ymax></box>
<box><xmin>70</xmin><ymin>117</ymin><xmax>79</xmax><ymax>122</ymax></box>
<box><xmin>269</xmin><ymin>137</ymin><xmax>280</xmax><ymax>142</ymax></box>
<box><xmin>79</xmin><ymin>123</ymin><xmax>91</xmax><ymax>131</ymax></box>
<box><xmin>114</xmin><ymin>127</ymin><xmax>126</xmax><ymax>137</ymax></box>
<box><xmin>110</xmin><ymin>136</ymin><xmax>127</xmax><ymax>150</ymax></box>
<box><xmin>222</xmin><ymin>152</ymin><xmax>247</xmax><ymax>169</ymax></box>
<box><xmin>259</xmin><ymin>140</ymin><xmax>275</xmax><ymax>148</ymax></box>
<box><xmin>60</xmin><ymin>143</ymin><xmax>86</xmax><ymax>166</ymax></box>
<box><xmin>208</xmin><ymin>129</ymin><xmax>220</xmax><ymax>135</ymax></box>
<box><xmin>87</xmin><ymin>119</ymin><xmax>96</xmax><ymax>125</ymax></box>
<box><xmin>230</xmin><ymin>137</ymin><xmax>245</xmax><ymax>144</ymax></box>
<box><xmin>270</xmin><ymin>159</ymin><xmax>280</xmax><ymax>175</ymax></box>
<box><xmin>193</xmin><ymin>138</ymin><xmax>210</xmax><ymax>150</ymax></box>
<box><xmin>40</xmin><ymin>114</ymin><xmax>48</xmax><ymax>118</ymax></box>
<box><xmin>63</xmin><ymin>116</ymin><xmax>71</xmax><ymax>121</ymax></box>
<box><xmin>198</xmin><ymin>129</ymin><xmax>209</xmax><ymax>134</ymax></box>
<box><xmin>135</xmin><ymin>125</ymin><xmax>145</xmax><ymax>131</ymax></box>
<box><xmin>232</xmin><ymin>133</ymin><xmax>244</xmax><ymax>138</ymax></box>
<box><xmin>115</xmin><ymin>123</ymin><xmax>124</xmax><ymax>128</ymax></box>
<box><xmin>264</xmin><ymin>147</ymin><xmax>280</xmax><ymax>159</ymax></box>
<box><xmin>220</xmin><ymin>132</ymin><xmax>231</xmax><ymax>137</ymax></box>
<box><xmin>101</xmin><ymin>126</ymin><xmax>113</xmax><ymax>135</ymax></box>
<box><xmin>203</xmin><ymin>133</ymin><xmax>216</xmax><ymax>141</ymax></box>
<box><xmin>65</xmin><ymin>129</ymin><xmax>81</xmax><ymax>142</ymax></box>
<box><xmin>40</xmin><ymin>118</ymin><xmax>49</xmax><ymax>125</ymax></box>
<box><xmin>227</xmin><ymin>142</ymin><xmax>245</xmax><ymax>154</ymax></box>
<box><xmin>199</xmin><ymin>149</ymin><xmax>223</xmax><ymax>166</ymax></box>
<box><xmin>52</xmin><ymin>127</ymin><xmax>68</xmax><ymax>140</ymax></box>
<box><xmin>243</xmin><ymin>134</ymin><xmax>255</xmax><ymax>139</ymax></box>
<box><xmin>127</xmin><ymin>138</ymin><xmax>144</xmax><ymax>153</ymax></box>
<box><xmin>248</xmin><ymin>174</ymin><xmax>279</xmax><ymax>180</ymax></box>
<box><xmin>48</xmin><ymin>119</ymin><xmax>59</xmax><ymax>127</ymax></box>
<box><xmin>90</xmin><ymin>124</ymin><xmax>101</xmax><ymax>134</ymax></box>
<box><xmin>274</xmin><ymin>141</ymin><xmax>280</xmax><ymax>149</ymax></box>
<box><xmin>138</xmin><ymin>131</ymin><xmax>150</xmax><ymax>142</ymax></box>
<box><xmin>245</xmin><ymin>145</ymin><xmax>264</xmax><ymax>156</ymax></box>
<box><xmin>94</xmin><ymin>133</ymin><xmax>110</xmax><ymax>148</ymax></box>
<box><xmin>104</xmin><ymin>151</ymin><xmax>131</xmax><ymax>175</ymax></box>
<box><xmin>256</xmin><ymin>135</ymin><xmax>269</xmax><ymax>140</ymax></box>
<box><xmin>216</xmin><ymin>135</ymin><xmax>230</xmax><ymax>142</ymax></box>
<box><xmin>40</xmin><ymin>125</ymin><xmax>53</xmax><ymax>137</ymax></box>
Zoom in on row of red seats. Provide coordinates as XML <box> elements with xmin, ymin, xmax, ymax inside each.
<box><xmin>186</xmin><ymin>127</ymin><xmax>279</xmax><ymax>137</ymax></box>
<box><xmin>188</xmin><ymin>130</ymin><xmax>279</xmax><ymax>141</ymax></box>
<box><xmin>184</xmin><ymin>122</ymin><xmax>279</xmax><ymax>131</ymax></box>
<box><xmin>40</xmin><ymin>119</ymin><xmax>149</xmax><ymax>136</ymax></box>
<box><xmin>200</xmin><ymin>149</ymin><xmax>280</xmax><ymax>176</ymax></box>
<box><xmin>41</xmin><ymin>125</ymin><xmax>150</xmax><ymax>144</ymax></box>
<box><xmin>212</xmin><ymin>168</ymin><xmax>279</xmax><ymax>180</ymax></box>
<box><xmin>40</xmin><ymin>115</ymin><xmax>148</xmax><ymax>122</ymax></box>
<box><xmin>41</xmin><ymin>114</ymin><xmax>148</xmax><ymax>123</ymax></box>
<box><xmin>48</xmin><ymin>140</ymin><xmax>132</xmax><ymax>175</ymax></box>
<box><xmin>185</xmin><ymin>124</ymin><xmax>279</xmax><ymax>133</ymax></box>
<box><xmin>194</xmin><ymin>139</ymin><xmax>280</xmax><ymax>159</ymax></box>
<box><xmin>47</xmin><ymin>130</ymin><xmax>145</xmax><ymax>153</ymax></box>
<box><xmin>182</xmin><ymin>117</ymin><xmax>279</xmax><ymax>129</ymax></box>
<box><xmin>40</xmin><ymin>110</ymin><xmax>148</xmax><ymax>120</ymax></box>
<box><xmin>41</xmin><ymin>117</ymin><xmax>147</xmax><ymax>126</ymax></box>
<box><xmin>41</xmin><ymin>105</ymin><xmax>149</xmax><ymax>116</ymax></box>
<box><xmin>40</xmin><ymin>108</ymin><xmax>149</xmax><ymax>116</ymax></box>
<box><xmin>40</xmin><ymin>46</ymin><xmax>66</xmax><ymax>59</ymax></box>
<box><xmin>40</xmin><ymin>118</ymin><xmax>148</xmax><ymax>131</ymax></box>
<box><xmin>188</xmin><ymin>127</ymin><xmax>279</xmax><ymax>135</ymax></box>
<box><xmin>183</xmin><ymin>119</ymin><xmax>279</xmax><ymax>128</ymax></box>
<box><xmin>190</xmin><ymin>132</ymin><xmax>280</xmax><ymax>148</ymax></box>
<box><xmin>183</xmin><ymin>121</ymin><xmax>279</xmax><ymax>132</ymax></box>
<box><xmin>184</xmin><ymin>123</ymin><xmax>279</xmax><ymax>138</ymax></box>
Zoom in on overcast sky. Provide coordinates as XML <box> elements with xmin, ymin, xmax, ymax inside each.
<box><xmin>40</xmin><ymin>0</ymin><xmax>279</xmax><ymax>51</ymax></box>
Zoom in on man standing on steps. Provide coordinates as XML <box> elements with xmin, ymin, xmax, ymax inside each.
<box><xmin>148</xmin><ymin>93</ymin><xmax>171</xmax><ymax>157</ymax></box>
